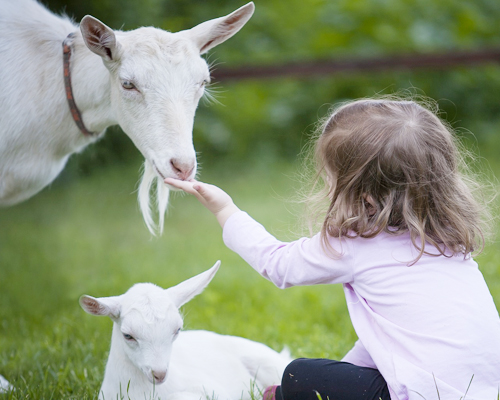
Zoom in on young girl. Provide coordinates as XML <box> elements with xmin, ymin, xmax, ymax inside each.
<box><xmin>165</xmin><ymin>99</ymin><xmax>500</xmax><ymax>400</ymax></box>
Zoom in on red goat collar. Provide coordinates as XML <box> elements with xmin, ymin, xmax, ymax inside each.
<box><xmin>62</xmin><ymin>33</ymin><xmax>94</xmax><ymax>137</ymax></box>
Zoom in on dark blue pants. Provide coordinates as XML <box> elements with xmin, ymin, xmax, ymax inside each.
<box><xmin>276</xmin><ymin>358</ymin><xmax>391</xmax><ymax>400</ymax></box>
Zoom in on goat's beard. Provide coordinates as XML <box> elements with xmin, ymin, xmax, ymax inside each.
<box><xmin>138</xmin><ymin>160</ymin><xmax>170</xmax><ymax>236</ymax></box>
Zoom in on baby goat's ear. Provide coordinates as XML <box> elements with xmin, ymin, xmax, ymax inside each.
<box><xmin>166</xmin><ymin>261</ymin><xmax>221</xmax><ymax>308</ymax></box>
<box><xmin>79</xmin><ymin>295</ymin><xmax>121</xmax><ymax>319</ymax></box>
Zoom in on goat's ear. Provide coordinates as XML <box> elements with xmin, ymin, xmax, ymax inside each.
<box><xmin>79</xmin><ymin>295</ymin><xmax>121</xmax><ymax>319</ymax></box>
<box><xmin>166</xmin><ymin>261</ymin><xmax>221</xmax><ymax>308</ymax></box>
<box><xmin>183</xmin><ymin>2</ymin><xmax>255</xmax><ymax>54</ymax></box>
<box><xmin>80</xmin><ymin>15</ymin><xmax>119</xmax><ymax>61</ymax></box>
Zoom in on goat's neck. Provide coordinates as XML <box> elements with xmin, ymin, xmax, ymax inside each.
<box><xmin>67</xmin><ymin>33</ymin><xmax>116</xmax><ymax>136</ymax></box>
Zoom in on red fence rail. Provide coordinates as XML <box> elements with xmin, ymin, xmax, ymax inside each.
<box><xmin>212</xmin><ymin>48</ymin><xmax>500</xmax><ymax>82</ymax></box>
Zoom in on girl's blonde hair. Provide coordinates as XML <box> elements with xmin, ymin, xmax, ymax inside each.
<box><xmin>307</xmin><ymin>97</ymin><xmax>489</xmax><ymax>262</ymax></box>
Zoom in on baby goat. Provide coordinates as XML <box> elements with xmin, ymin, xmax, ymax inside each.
<box><xmin>80</xmin><ymin>261</ymin><xmax>290</xmax><ymax>400</ymax></box>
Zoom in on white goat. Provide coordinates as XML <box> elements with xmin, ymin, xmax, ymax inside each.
<box><xmin>80</xmin><ymin>261</ymin><xmax>290</xmax><ymax>400</ymax></box>
<box><xmin>0</xmin><ymin>0</ymin><xmax>254</xmax><ymax>234</ymax></box>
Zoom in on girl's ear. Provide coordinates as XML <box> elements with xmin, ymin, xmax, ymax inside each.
<box><xmin>363</xmin><ymin>194</ymin><xmax>377</xmax><ymax>216</ymax></box>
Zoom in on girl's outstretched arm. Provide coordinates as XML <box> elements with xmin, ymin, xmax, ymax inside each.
<box><xmin>167</xmin><ymin>179</ymin><xmax>352</xmax><ymax>288</ymax></box>
<box><xmin>164</xmin><ymin>178</ymin><xmax>240</xmax><ymax>228</ymax></box>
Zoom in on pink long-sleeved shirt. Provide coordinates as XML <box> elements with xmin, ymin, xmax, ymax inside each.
<box><xmin>223</xmin><ymin>211</ymin><xmax>500</xmax><ymax>400</ymax></box>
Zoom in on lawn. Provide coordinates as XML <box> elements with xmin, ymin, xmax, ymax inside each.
<box><xmin>0</xmin><ymin>160</ymin><xmax>355</xmax><ymax>398</ymax></box>
<box><xmin>0</xmin><ymin>156</ymin><xmax>499</xmax><ymax>399</ymax></box>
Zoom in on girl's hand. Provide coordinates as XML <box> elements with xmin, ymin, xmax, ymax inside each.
<box><xmin>164</xmin><ymin>178</ymin><xmax>240</xmax><ymax>228</ymax></box>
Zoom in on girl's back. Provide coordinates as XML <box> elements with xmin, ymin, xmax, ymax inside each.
<box><xmin>303</xmin><ymin>98</ymin><xmax>498</xmax><ymax>398</ymax></box>
<box><xmin>339</xmin><ymin>230</ymin><xmax>500</xmax><ymax>399</ymax></box>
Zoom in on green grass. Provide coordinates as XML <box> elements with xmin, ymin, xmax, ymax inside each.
<box><xmin>0</xmin><ymin>160</ymin><xmax>355</xmax><ymax>398</ymax></box>
<box><xmin>0</xmin><ymin>158</ymin><xmax>499</xmax><ymax>399</ymax></box>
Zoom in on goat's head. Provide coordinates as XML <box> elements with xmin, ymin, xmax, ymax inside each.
<box><xmin>79</xmin><ymin>261</ymin><xmax>220</xmax><ymax>385</ymax></box>
<box><xmin>79</xmin><ymin>4</ymin><xmax>255</xmax><ymax>235</ymax></box>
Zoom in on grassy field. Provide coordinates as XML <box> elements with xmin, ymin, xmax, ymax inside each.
<box><xmin>0</xmin><ymin>157</ymin><xmax>499</xmax><ymax>399</ymax></box>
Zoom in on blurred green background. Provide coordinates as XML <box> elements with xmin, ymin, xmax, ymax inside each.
<box><xmin>43</xmin><ymin>0</ymin><xmax>500</xmax><ymax>171</ymax></box>
<box><xmin>1</xmin><ymin>0</ymin><xmax>500</xmax><ymax>398</ymax></box>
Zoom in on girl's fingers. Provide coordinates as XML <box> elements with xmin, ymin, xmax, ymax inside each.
<box><xmin>164</xmin><ymin>178</ymin><xmax>211</xmax><ymax>202</ymax></box>
<box><xmin>193</xmin><ymin>182</ymin><xmax>209</xmax><ymax>196</ymax></box>
<box><xmin>191</xmin><ymin>183</ymin><xmax>217</xmax><ymax>204</ymax></box>
<box><xmin>164</xmin><ymin>177</ymin><xmax>182</xmax><ymax>187</ymax></box>
<box><xmin>164</xmin><ymin>178</ymin><xmax>195</xmax><ymax>192</ymax></box>
<box><xmin>164</xmin><ymin>178</ymin><xmax>235</xmax><ymax>222</ymax></box>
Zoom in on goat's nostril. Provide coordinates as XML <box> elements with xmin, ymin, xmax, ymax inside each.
<box><xmin>170</xmin><ymin>158</ymin><xmax>195</xmax><ymax>180</ymax></box>
<box><xmin>152</xmin><ymin>370</ymin><xmax>167</xmax><ymax>383</ymax></box>
<box><xmin>170</xmin><ymin>159</ymin><xmax>182</xmax><ymax>174</ymax></box>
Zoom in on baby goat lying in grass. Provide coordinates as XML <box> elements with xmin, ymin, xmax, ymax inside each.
<box><xmin>80</xmin><ymin>261</ymin><xmax>290</xmax><ymax>400</ymax></box>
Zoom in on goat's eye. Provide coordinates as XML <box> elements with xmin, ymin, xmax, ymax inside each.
<box><xmin>201</xmin><ymin>79</ymin><xmax>209</xmax><ymax>87</ymax></box>
<box><xmin>174</xmin><ymin>328</ymin><xmax>181</xmax><ymax>336</ymax></box>
<box><xmin>123</xmin><ymin>333</ymin><xmax>135</xmax><ymax>341</ymax></box>
<box><xmin>121</xmin><ymin>80</ymin><xmax>136</xmax><ymax>90</ymax></box>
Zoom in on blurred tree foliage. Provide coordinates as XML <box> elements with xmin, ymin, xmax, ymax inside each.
<box><xmin>42</xmin><ymin>0</ymin><xmax>500</xmax><ymax>172</ymax></box>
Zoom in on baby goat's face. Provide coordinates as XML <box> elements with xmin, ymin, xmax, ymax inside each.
<box><xmin>80</xmin><ymin>262</ymin><xmax>220</xmax><ymax>387</ymax></box>
<box><xmin>117</xmin><ymin>286</ymin><xmax>183</xmax><ymax>384</ymax></box>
